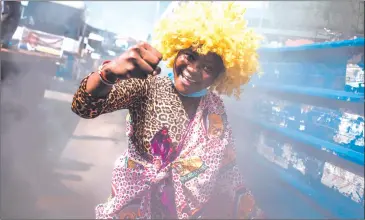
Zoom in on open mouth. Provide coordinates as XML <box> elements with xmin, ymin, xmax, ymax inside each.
<box><xmin>179</xmin><ymin>69</ymin><xmax>197</xmax><ymax>85</ymax></box>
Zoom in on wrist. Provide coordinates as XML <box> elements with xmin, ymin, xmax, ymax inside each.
<box><xmin>99</xmin><ymin>61</ymin><xmax>118</xmax><ymax>84</ymax></box>
<box><xmin>102</xmin><ymin>65</ymin><xmax>118</xmax><ymax>83</ymax></box>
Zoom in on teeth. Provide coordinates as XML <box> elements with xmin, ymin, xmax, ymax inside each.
<box><xmin>182</xmin><ymin>70</ymin><xmax>195</xmax><ymax>82</ymax></box>
<box><xmin>179</xmin><ymin>75</ymin><xmax>190</xmax><ymax>84</ymax></box>
<box><xmin>182</xmin><ymin>70</ymin><xmax>191</xmax><ymax>78</ymax></box>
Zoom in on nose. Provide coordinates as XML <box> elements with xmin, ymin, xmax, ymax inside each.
<box><xmin>186</xmin><ymin>64</ymin><xmax>203</xmax><ymax>81</ymax></box>
<box><xmin>186</xmin><ymin>65</ymin><xmax>197</xmax><ymax>73</ymax></box>
<box><xmin>186</xmin><ymin>61</ymin><xmax>202</xmax><ymax>76</ymax></box>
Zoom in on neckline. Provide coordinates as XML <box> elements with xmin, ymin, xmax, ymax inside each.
<box><xmin>167</xmin><ymin>73</ymin><xmax>208</xmax><ymax>98</ymax></box>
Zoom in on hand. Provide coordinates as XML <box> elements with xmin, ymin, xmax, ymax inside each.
<box><xmin>102</xmin><ymin>42</ymin><xmax>162</xmax><ymax>81</ymax></box>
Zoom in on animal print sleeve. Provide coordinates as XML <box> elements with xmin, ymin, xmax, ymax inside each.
<box><xmin>71</xmin><ymin>74</ymin><xmax>149</xmax><ymax>119</ymax></box>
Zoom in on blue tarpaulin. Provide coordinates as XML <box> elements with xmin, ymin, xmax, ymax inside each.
<box><xmin>228</xmin><ymin>38</ymin><xmax>364</xmax><ymax>219</ymax></box>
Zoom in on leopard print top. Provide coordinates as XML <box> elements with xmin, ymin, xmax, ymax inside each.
<box><xmin>71</xmin><ymin>75</ymin><xmax>266</xmax><ymax>219</ymax></box>
<box><xmin>71</xmin><ymin>75</ymin><xmax>205</xmax><ymax>156</ymax></box>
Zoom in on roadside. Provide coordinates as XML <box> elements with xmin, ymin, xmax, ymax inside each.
<box><xmin>1</xmin><ymin>51</ymin><xmax>128</xmax><ymax>218</ymax></box>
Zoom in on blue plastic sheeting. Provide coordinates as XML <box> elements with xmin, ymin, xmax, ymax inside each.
<box><xmin>258</xmin><ymin>38</ymin><xmax>364</xmax><ymax>52</ymax></box>
<box><xmin>231</xmin><ymin>38</ymin><xmax>364</xmax><ymax>219</ymax></box>
<box><xmin>253</xmin><ymin>83</ymin><xmax>364</xmax><ymax>102</ymax></box>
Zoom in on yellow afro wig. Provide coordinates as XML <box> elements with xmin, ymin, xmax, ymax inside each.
<box><xmin>152</xmin><ymin>1</ymin><xmax>261</xmax><ymax>98</ymax></box>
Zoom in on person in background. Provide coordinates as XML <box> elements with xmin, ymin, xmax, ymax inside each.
<box><xmin>1</xmin><ymin>0</ymin><xmax>21</xmax><ymax>48</ymax></box>
<box><xmin>71</xmin><ymin>2</ymin><xmax>263</xmax><ymax>219</ymax></box>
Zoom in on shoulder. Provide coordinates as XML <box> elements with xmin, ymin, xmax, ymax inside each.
<box><xmin>203</xmin><ymin>92</ymin><xmax>226</xmax><ymax>116</ymax></box>
<box><xmin>113</xmin><ymin>75</ymin><xmax>171</xmax><ymax>92</ymax></box>
<box><xmin>207</xmin><ymin>92</ymin><xmax>224</xmax><ymax>105</ymax></box>
<box><xmin>147</xmin><ymin>75</ymin><xmax>175</xmax><ymax>92</ymax></box>
<box><xmin>114</xmin><ymin>77</ymin><xmax>148</xmax><ymax>89</ymax></box>
<box><xmin>153</xmin><ymin>75</ymin><xmax>173</xmax><ymax>86</ymax></box>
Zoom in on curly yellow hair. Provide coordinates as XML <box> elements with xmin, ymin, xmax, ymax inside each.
<box><xmin>152</xmin><ymin>1</ymin><xmax>261</xmax><ymax>98</ymax></box>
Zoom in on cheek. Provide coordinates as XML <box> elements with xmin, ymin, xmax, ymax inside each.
<box><xmin>175</xmin><ymin>55</ymin><xmax>187</xmax><ymax>65</ymax></box>
<box><xmin>174</xmin><ymin>58</ymin><xmax>184</xmax><ymax>70</ymax></box>
<box><xmin>202</xmin><ymin>73</ymin><xmax>217</xmax><ymax>86</ymax></box>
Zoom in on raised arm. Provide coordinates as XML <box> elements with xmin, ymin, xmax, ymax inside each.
<box><xmin>71</xmin><ymin>42</ymin><xmax>162</xmax><ymax>119</ymax></box>
<box><xmin>71</xmin><ymin>75</ymin><xmax>150</xmax><ymax>119</ymax></box>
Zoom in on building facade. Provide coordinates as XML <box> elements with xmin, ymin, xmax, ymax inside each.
<box><xmin>157</xmin><ymin>1</ymin><xmax>364</xmax><ymax>46</ymax></box>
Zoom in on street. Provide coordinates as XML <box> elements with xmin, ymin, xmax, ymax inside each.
<box><xmin>0</xmin><ymin>52</ymin><xmax>332</xmax><ymax>219</ymax></box>
<box><xmin>1</xmin><ymin>55</ymin><xmax>128</xmax><ymax>218</ymax></box>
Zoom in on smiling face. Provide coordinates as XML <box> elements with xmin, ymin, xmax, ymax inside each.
<box><xmin>173</xmin><ymin>48</ymin><xmax>225</xmax><ymax>95</ymax></box>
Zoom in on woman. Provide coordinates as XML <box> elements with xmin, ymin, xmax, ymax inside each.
<box><xmin>1</xmin><ymin>0</ymin><xmax>21</xmax><ymax>48</ymax></box>
<box><xmin>71</xmin><ymin>2</ymin><xmax>262</xmax><ymax>219</ymax></box>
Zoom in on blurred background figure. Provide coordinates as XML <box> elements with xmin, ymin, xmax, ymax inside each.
<box><xmin>1</xmin><ymin>0</ymin><xmax>21</xmax><ymax>48</ymax></box>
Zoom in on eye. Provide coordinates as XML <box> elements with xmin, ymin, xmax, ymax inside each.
<box><xmin>185</xmin><ymin>53</ymin><xmax>195</xmax><ymax>62</ymax></box>
<box><xmin>203</xmin><ymin>65</ymin><xmax>214</xmax><ymax>73</ymax></box>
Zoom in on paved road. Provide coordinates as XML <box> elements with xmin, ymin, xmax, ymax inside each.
<box><xmin>1</xmin><ymin>58</ymin><xmax>129</xmax><ymax>219</ymax></box>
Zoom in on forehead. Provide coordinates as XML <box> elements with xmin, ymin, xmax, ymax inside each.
<box><xmin>201</xmin><ymin>52</ymin><xmax>223</xmax><ymax>64</ymax></box>
<box><xmin>181</xmin><ymin>48</ymin><xmax>224</xmax><ymax>65</ymax></box>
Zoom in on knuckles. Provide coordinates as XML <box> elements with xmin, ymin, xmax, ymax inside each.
<box><xmin>127</xmin><ymin>49</ymin><xmax>140</xmax><ymax>61</ymax></box>
<box><xmin>112</xmin><ymin>42</ymin><xmax>162</xmax><ymax>75</ymax></box>
<box><xmin>124</xmin><ymin>62</ymin><xmax>135</xmax><ymax>72</ymax></box>
<box><xmin>137</xmin><ymin>41</ymin><xmax>148</xmax><ymax>48</ymax></box>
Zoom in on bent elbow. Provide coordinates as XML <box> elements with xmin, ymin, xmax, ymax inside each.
<box><xmin>71</xmin><ymin>105</ymin><xmax>99</xmax><ymax>119</ymax></box>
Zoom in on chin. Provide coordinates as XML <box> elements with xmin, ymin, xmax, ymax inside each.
<box><xmin>174</xmin><ymin>80</ymin><xmax>190</xmax><ymax>95</ymax></box>
<box><xmin>173</xmin><ymin>68</ymin><xmax>199</xmax><ymax>95</ymax></box>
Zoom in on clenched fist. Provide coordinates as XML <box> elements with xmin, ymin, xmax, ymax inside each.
<box><xmin>102</xmin><ymin>42</ymin><xmax>163</xmax><ymax>82</ymax></box>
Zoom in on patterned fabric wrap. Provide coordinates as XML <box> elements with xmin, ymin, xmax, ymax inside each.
<box><xmin>95</xmin><ymin>93</ymin><xmax>264</xmax><ymax>219</ymax></box>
